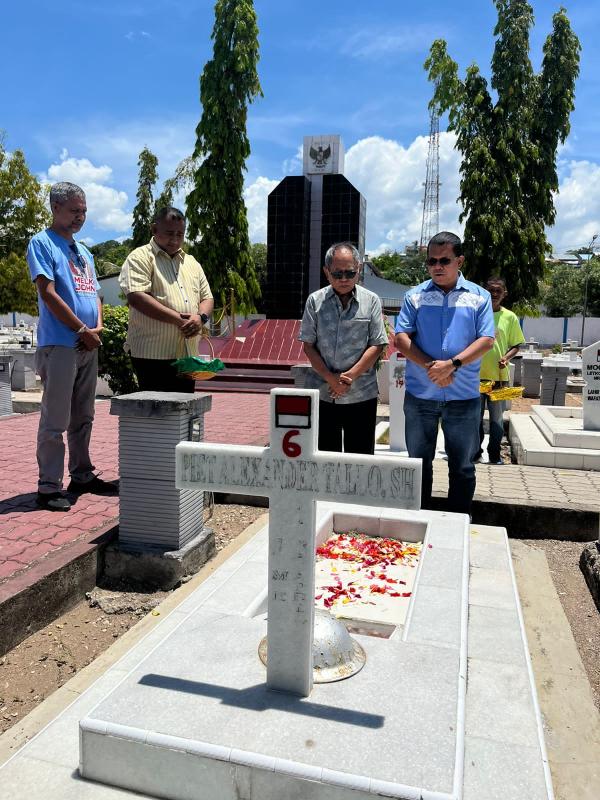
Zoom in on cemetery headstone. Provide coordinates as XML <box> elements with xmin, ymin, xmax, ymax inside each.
<box><xmin>388</xmin><ymin>352</ymin><xmax>407</xmax><ymax>451</ymax></box>
<box><xmin>582</xmin><ymin>340</ymin><xmax>600</xmax><ymax>431</ymax></box>
<box><xmin>177</xmin><ymin>388</ymin><xmax>421</xmax><ymax>696</ymax></box>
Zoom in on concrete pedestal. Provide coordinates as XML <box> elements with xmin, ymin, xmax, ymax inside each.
<box><xmin>540</xmin><ymin>362</ymin><xmax>570</xmax><ymax>406</ymax></box>
<box><xmin>108</xmin><ymin>392</ymin><xmax>214</xmax><ymax>588</ymax></box>
<box><xmin>522</xmin><ymin>354</ymin><xmax>543</xmax><ymax>398</ymax></box>
<box><xmin>0</xmin><ymin>355</ymin><xmax>13</xmax><ymax>416</ymax></box>
<box><xmin>4</xmin><ymin>347</ymin><xmax>37</xmax><ymax>390</ymax></box>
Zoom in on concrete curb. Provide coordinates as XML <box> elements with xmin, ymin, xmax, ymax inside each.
<box><xmin>0</xmin><ymin>525</ymin><xmax>116</xmax><ymax>657</ymax></box>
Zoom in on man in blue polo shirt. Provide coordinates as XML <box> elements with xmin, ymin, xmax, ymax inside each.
<box><xmin>27</xmin><ymin>181</ymin><xmax>117</xmax><ymax>511</ymax></box>
<box><xmin>394</xmin><ymin>231</ymin><xmax>495</xmax><ymax>515</ymax></box>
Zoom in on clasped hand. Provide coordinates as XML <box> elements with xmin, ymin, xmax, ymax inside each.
<box><xmin>328</xmin><ymin>371</ymin><xmax>352</xmax><ymax>399</ymax></box>
<box><xmin>426</xmin><ymin>359</ymin><xmax>455</xmax><ymax>388</ymax></box>
<box><xmin>76</xmin><ymin>326</ymin><xmax>103</xmax><ymax>351</ymax></box>
<box><xmin>179</xmin><ymin>313</ymin><xmax>203</xmax><ymax>338</ymax></box>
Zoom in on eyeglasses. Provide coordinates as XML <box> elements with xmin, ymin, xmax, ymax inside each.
<box><xmin>329</xmin><ymin>270</ymin><xmax>359</xmax><ymax>279</ymax></box>
<box><xmin>426</xmin><ymin>257</ymin><xmax>455</xmax><ymax>267</ymax></box>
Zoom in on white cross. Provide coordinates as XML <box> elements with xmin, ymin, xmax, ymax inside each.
<box><xmin>176</xmin><ymin>388</ymin><xmax>421</xmax><ymax>697</ymax></box>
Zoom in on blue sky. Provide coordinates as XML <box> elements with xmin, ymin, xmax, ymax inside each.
<box><xmin>3</xmin><ymin>0</ymin><xmax>599</xmax><ymax>255</ymax></box>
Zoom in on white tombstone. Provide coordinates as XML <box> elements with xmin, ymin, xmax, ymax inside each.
<box><xmin>388</xmin><ymin>352</ymin><xmax>407</xmax><ymax>452</ymax></box>
<box><xmin>177</xmin><ymin>388</ymin><xmax>421</xmax><ymax>697</ymax></box>
<box><xmin>582</xmin><ymin>340</ymin><xmax>600</xmax><ymax>431</ymax></box>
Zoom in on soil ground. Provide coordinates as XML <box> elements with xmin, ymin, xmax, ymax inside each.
<box><xmin>0</xmin><ymin>503</ymin><xmax>264</xmax><ymax>735</ymax></box>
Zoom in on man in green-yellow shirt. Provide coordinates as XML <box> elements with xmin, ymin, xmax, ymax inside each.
<box><xmin>478</xmin><ymin>277</ymin><xmax>525</xmax><ymax>464</ymax></box>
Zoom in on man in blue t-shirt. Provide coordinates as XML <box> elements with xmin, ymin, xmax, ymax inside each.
<box><xmin>27</xmin><ymin>182</ymin><xmax>118</xmax><ymax>511</ymax></box>
<box><xmin>394</xmin><ymin>232</ymin><xmax>495</xmax><ymax>516</ymax></box>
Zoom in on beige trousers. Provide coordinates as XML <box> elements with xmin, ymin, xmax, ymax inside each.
<box><xmin>36</xmin><ymin>346</ymin><xmax>98</xmax><ymax>494</ymax></box>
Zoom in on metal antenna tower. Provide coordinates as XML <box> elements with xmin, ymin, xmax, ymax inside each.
<box><xmin>419</xmin><ymin>106</ymin><xmax>440</xmax><ymax>249</ymax></box>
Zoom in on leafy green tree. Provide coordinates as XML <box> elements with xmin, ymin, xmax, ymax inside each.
<box><xmin>424</xmin><ymin>1</ymin><xmax>580</xmax><ymax>305</ymax></box>
<box><xmin>250</xmin><ymin>242</ymin><xmax>267</xmax><ymax>310</ymax></box>
<box><xmin>0</xmin><ymin>253</ymin><xmax>38</xmax><ymax>314</ymax></box>
<box><xmin>0</xmin><ymin>140</ymin><xmax>50</xmax><ymax>258</ymax></box>
<box><xmin>131</xmin><ymin>146</ymin><xmax>159</xmax><ymax>249</ymax></box>
<box><xmin>97</xmin><ymin>305</ymin><xmax>138</xmax><ymax>395</ymax></box>
<box><xmin>370</xmin><ymin>250</ymin><xmax>428</xmax><ymax>286</ymax></box>
<box><xmin>0</xmin><ymin>137</ymin><xmax>50</xmax><ymax>313</ymax></box>
<box><xmin>154</xmin><ymin>156</ymin><xmax>196</xmax><ymax>214</ymax></box>
<box><xmin>541</xmin><ymin>262</ymin><xmax>582</xmax><ymax>317</ymax></box>
<box><xmin>90</xmin><ymin>238</ymin><xmax>133</xmax><ymax>275</ymax></box>
<box><xmin>582</xmin><ymin>257</ymin><xmax>600</xmax><ymax>317</ymax></box>
<box><xmin>186</xmin><ymin>0</ymin><xmax>263</xmax><ymax>312</ymax></box>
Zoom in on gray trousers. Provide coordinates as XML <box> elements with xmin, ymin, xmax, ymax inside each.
<box><xmin>36</xmin><ymin>345</ymin><xmax>98</xmax><ymax>494</ymax></box>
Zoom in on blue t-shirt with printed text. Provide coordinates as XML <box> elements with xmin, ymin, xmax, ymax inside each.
<box><xmin>27</xmin><ymin>229</ymin><xmax>100</xmax><ymax>347</ymax></box>
<box><xmin>395</xmin><ymin>273</ymin><xmax>495</xmax><ymax>401</ymax></box>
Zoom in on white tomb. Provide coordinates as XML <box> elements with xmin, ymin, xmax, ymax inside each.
<box><xmin>76</xmin><ymin>389</ymin><xmax>553</xmax><ymax>800</ymax></box>
<box><xmin>510</xmin><ymin>339</ymin><xmax>600</xmax><ymax>469</ymax></box>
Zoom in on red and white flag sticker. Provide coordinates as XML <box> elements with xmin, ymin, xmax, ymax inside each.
<box><xmin>275</xmin><ymin>395</ymin><xmax>312</xmax><ymax>428</ymax></box>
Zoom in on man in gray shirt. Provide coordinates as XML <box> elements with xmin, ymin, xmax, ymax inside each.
<box><xmin>299</xmin><ymin>242</ymin><xmax>388</xmax><ymax>454</ymax></box>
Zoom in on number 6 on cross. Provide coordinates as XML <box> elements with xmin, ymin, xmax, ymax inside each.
<box><xmin>282</xmin><ymin>429</ymin><xmax>302</xmax><ymax>458</ymax></box>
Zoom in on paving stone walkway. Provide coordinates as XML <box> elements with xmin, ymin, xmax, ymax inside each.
<box><xmin>0</xmin><ymin>393</ymin><xmax>270</xmax><ymax>586</ymax></box>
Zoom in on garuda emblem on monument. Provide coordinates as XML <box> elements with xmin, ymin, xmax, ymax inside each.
<box><xmin>310</xmin><ymin>144</ymin><xmax>331</xmax><ymax>168</ymax></box>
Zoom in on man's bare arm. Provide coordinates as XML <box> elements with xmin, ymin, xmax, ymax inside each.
<box><xmin>394</xmin><ymin>332</ymin><xmax>433</xmax><ymax>368</ymax></box>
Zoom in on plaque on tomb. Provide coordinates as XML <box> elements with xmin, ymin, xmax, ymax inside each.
<box><xmin>582</xmin><ymin>340</ymin><xmax>600</xmax><ymax>430</ymax></box>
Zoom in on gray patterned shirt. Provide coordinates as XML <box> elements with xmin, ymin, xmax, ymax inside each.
<box><xmin>299</xmin><ymin>284</ymin><xmax>388</xmax><ymax>404</ymax></box>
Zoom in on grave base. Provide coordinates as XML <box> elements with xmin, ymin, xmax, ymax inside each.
<box><xmin>102</xmin><ymin>527</ymin><xmax>214</xmax><ymax>591</ymax></box>
<box><xmin>79</xmin><ymin>504</ymin><xmax>552</xmax><ymax>800</ymax></box>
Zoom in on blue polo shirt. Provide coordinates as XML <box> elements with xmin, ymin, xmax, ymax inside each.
<box><xmin>395</xmin><ymin>273</ymin><xmax>494</xmax><ymax>401</ymax></box>
<box><xmin>27</xmin><ymin>229</ymin><xmax>100</xmax><ymax>348</ymax></box>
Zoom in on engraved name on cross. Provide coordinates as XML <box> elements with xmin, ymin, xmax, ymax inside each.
<box><xmin>176</xmin><ymin>388</ymin><xmax>421</xmax><ymax>697</ymax></box>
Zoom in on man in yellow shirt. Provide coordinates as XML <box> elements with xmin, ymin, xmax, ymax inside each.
<box><xmin>478</xmin><ymin>276</ymin><xmax>525</xmax><ymax>463</ymax></box>
<box><xmin>119</xmin><ymin>207</ymin><xmax>214</xmax><ymax>392</ymax></box>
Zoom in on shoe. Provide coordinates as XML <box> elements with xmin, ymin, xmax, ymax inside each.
<box><xmin>491</xmin><ymin>460</ymin><xmax>503</xmax><ymax>465</ymax></box>
<box><xmin>67</xmin><ymin>475</ymin><xmax>119</xmax><ymax>496</ymax></box>
<box><xmin>37</xmin><ymin>492</ymin><xmax>71</xmax><ymax>511</ymax></box>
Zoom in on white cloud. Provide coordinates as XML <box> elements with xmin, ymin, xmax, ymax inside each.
<box><xmin>551</xmin><ymin>159</ymin><xmax>600</xmax><ymax>253</ymax></box>
<box><xmin>244</xmin><ymin>176</ymin><xmax>279</xmax><ymax>242</ymax></box>
<box><xmin>344</xmin><ymin>133</ymin><xmax>462</xmax><ymax>254</ymax></box>
<box><xmin>125</xmin><ymin>30</ymin><xmax>152</xmax><ymax>41</ymax></box>
<box><xmin>340</xmin><ymin>25</ymin><xmax>441</xmax><ymax>60</ymax></box>
<box><xmin>41</xmin><ymin>153</ymin><xmax>131</xmax><ymax>233</ymax></box>
<box><xmin>47</xmin><ymin>155</ymin><xmax>113</xmax><ymax>185</ymax></box>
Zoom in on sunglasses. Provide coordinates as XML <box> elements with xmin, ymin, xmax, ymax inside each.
<box><xmin>329</xmin><ymin>270</ymin><xmax>359</xmax><ymax>279</ymax></box>
<box><xmin>426</xmin><ymin>257</ymin><xmax>455</xmax><ymax>267</ymax></box>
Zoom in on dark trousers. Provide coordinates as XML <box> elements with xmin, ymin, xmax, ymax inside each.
<box><xmin>318</xmin><ymin>398</ymin><xmax>378</xmax><ymax>455</ymax></box>
<box><xmin>131</xmin><ymin>358</ymin><xmax>196</xmax><ymax>393</ymax></box>
<box><xmin>478</xmin><ymin>383</ymin><xmax>507</xmax><ymax>463</ymax></box>
<box><xmin>404</xmin><ymin>391</ymin><xmax>480</xmax><ymax>515</ymax></box>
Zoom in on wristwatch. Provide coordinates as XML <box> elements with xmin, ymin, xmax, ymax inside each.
<box><xmin>75</xmin><ymin>324</ymin><xmax>88</xmax><ymax>334</ymax></box>
<box><xmin>200</xmin><ymin>313</ymin><xmax>209</xmax><ymax>325</ymax></box>
<box><xmin>451</xmin><ymin>358</ymin><xmax>462</xmax><ymax>370</ymax></box>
